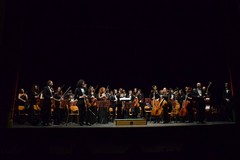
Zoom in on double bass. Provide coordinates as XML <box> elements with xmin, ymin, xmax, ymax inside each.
<box><xmin>204</xmin><ymin>82</ymin><xmax>212</xmax><ymax>119</ymax></box>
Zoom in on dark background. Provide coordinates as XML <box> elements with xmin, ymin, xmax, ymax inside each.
<box><xmin>2</xmin><ymin>0</ymin><xmax>238</xmax><ymax>90</ymax></box>
<box><xmin>1</xmin><ymin>0</ymin><xmax>240</xmax><ymax>122</ymax></box>
<box><xmin>0</xmin><ymin>0</ymin><xmax>240</xmax><ymax>159</ymax></box>
<box><xmin>1</xmin><ymin>0</ymin><xmax>240</xmax><ymax>126</ymax></box>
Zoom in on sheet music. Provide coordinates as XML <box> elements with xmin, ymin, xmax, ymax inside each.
<box><xmin>119</xmin><ymin>97</ymin><xmax>131</xmax><ymax>101</ymax></box>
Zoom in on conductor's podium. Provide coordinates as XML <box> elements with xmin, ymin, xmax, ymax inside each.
<box><xmin>114</xmin><ymin>118</ymin><xmax>147</xmax><ymax>125</ymax></box>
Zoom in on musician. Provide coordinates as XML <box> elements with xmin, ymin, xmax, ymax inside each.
<box><xmin>41</xmin><ymin>80</ymin><xmax>54</xmax><ymax>126</ymax></box>
<box><xmin>98</xmin><ymin>87</ymin><xmax>109</xmax><ymax>124</ymax></box>
<box><xmin>137</xmin><ymin>89</ymin><xmax>145</xmax><ymax>118</ymax></box>
<box><xmin>192</xmin><ymin>82</ymin><xmax>206</xmax><ymax>123</ymax></box>
<box><xmin>109</xmin><ymin>89</ymin><xmax>118</xmax><ymax>121</ymax></box>
<box><xmin>87</xmin><ymin>86</ymin><xmax>98</xmax><ymax>125</ymax></box>
<box><xmin>74</xmin><ymin>79</ymin><xmax>89</xmax><ymax>126</ymax></box>
<box><xmin>149</xmin><ymin>85</ymin><xmax>161</xmax><ymax>123</ymax></box>
<box><xmin>117</xmin><ymin>88</ymin><xmax>124</xmax><ymax>119</ymax></box>
<box><xmin>52</xmin><ymin>86</ymin><xmax>63</xmax><ymax>125</ymax></box>
<box><xmin>185</xmin><ymin>87</ymin><xmax>194</xmax><ymax>123</ymax></box>
<box><xmin>124</xmin><ymin>89</ymin><xmax>133</xmax><ymax>118</ymax></box>
<box><xmin>177</xmin><ymin>89</ymin><xmax>185</xmax><ymax>106</ymax></box>
<box><xmin>17</xmin><ymin>88</ymin><xmax>29</xmax><ymax>108</ymax></box>
<box><xmin>132</xmin><ymin>88</ymin><xmax>141</xmax><ymax>118</ymax></box>
<box><xmin>29</xmin><ymin>84</ymin><xmax>41</xmax><ymax>125</ymax></box>
<box><xmin>149</xmin><ymin>85</ymin><xmax>160</xmax><ymax>100</ymax></box>
<box><xmin>161</xmin><ymin>87</ymin><xmax>172</xmax><ymax>123</ymax></box>
<box><xmin>17</xmin><ymin>88</ymin><xmax>30</xmax><ymax>123</ymax></box>
<box><xmin>222</xmin><ymin>83</ymin><xmax>234</xmax><ymax>121</ymax></box>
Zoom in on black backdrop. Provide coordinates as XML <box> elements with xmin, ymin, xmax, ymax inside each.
<box><xmin>1</xmin><ymin>1</ymin><xmax>240</xmax><ymax>159</ymax></box>
<box><xmin>1</xmin><ymin>0</ymin><xmax>240</xmax><ymax>127</ymax></box>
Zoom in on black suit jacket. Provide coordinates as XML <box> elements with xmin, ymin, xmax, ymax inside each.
<box><xmin>74</xmin><ymin>87</ymin><xmax>87</xmax><ymax>105</ymax></box>
<box><xmin>43</xmin><ymin>86</ymin><xmax>53</xmax><ymax>100</ymax></box>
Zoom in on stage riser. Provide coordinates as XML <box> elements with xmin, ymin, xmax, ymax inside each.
<box><xmin>115</xmin><ymin>119</ymin><xmax>147</xmax><ymax>125</ymax></box>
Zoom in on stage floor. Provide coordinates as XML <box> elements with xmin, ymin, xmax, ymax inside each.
<box><xmin>2</xmin><ymin>120</ymin><xmax>239</xmax><ymax>160</ymax></box>
<box><xmin>12</xmin><ymin>120</ymin><xmax>235</xmax><ymax>128</ymax></box>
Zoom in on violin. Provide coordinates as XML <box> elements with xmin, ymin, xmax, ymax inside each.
<box><xmin>133</xmin><ymin>97</ymin><xmax>140</xmax><ymax>107</ymax></box>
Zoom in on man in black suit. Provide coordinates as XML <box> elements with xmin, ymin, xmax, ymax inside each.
<box><xmin>74</xmin><ymin>79</ymin><xmax>89</xmax><ymax>126</ymax></box>
<box><xmin>222</xmin><ymin>83</ymin><xmax>234</xmax><ymax>121</ymax></box>
<box><xmin>192</xmin><ymin>82</ymin><xmax>206</xmax><ymax>123</ymax></box>
<box><xmin>41</xmin><ymin>80</ymin><xmax>54</xmax><ymax>126</ymax></box>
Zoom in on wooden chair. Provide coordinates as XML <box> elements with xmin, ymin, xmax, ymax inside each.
<box><xmin>65</xmin><ymin>105</ymin><xmax>79</xmax><ymax>125</ymax></box>
<box><xmin>144</xmin><ymin>98</ymin><xmax>152</xmax><ymax>122</ymax></box>
<box><xmin>17</xmin><ymin>105</ymin><xmax>28</xmax><ymax>124</ymax></box>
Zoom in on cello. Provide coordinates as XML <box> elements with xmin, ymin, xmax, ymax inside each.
<box><xmin>151</xmin><ymin>98</ymin><xmax>166</xmax><ymax>117</ymax></box>
<box><xmin>179</xmin><ymin>94</ymin><xmax>189</xmax><ymax>118</ymax></box>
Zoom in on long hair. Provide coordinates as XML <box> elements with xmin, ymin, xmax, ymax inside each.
<box><xmin>77</xmin><ymin>79</ymin><xmax>84</xmax><ymax>88</ymax></box>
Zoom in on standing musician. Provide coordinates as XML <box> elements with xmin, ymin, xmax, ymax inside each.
<box><xmin>97</xmin><ymin>87</ymin><xmax>109</xmax><ymax>124</ymax></box>
<box><xmin>170</xmin><ymin>89</ymin><xmax>181</xmax><ymax>122</ymax></box>
<box><xmin>132</xmin><ymin>88</ymin><xmax>141</xmax><ymax>118</ymax></box>
<box><xmin>109</xmin><ymin>89</ymin><xmax>118</xmax><ymax>122</ymax></box>
<box><xmin>87</xmin><ymin>86</ymin><xmax>98</xmax><ymax>125</ymax></box>
<box><xmin>41</xmin><ymin>80</ymin><xmax>54</xmax><ymax>126</ymax></box>
<box><xmin>52</xmin><ymin>86</ymin><xmax>63</xmax><ymax>125</ymax></box>
<box><xmin>29</xmin><ymin>84</ymin><xmax>41</xmax><ymax>125</ymax></box>
<box><xmin>149</xmin><ymin>85</ymin><xmax>162</xmax><ymax>123</ymax></box>
<box><xmin>192</xmin><ymin>82</ymin><xmax>206</xmax><ymax>123</ymax></box>
<box><xmin>161</xmin><ymin>87</ymin><xmax>172</xmax><ymax>123</ymax></box>
<box><xmin>117</xmin><ymin>88</ymin><xmax>124</xmax><ymax>119</ymax></box>
<box><xmin>137</xmin><ymin>88</ymin><xmax>145</xmax><ymax>118</ymax></box>
<box><xmin>74</xmin><ymin>79</ymin><xmax>89</xmax><ymax>126</ymax></box>
<box><xmin>179</xmin><ymin>87</ymin><xmax>193</xmax><ymax>122</ymax></box>
<box><xmin>124</xmin><ymin>89</ymin><xmax>133</xmax><ymax>118</ymax></box>
<box><xmin>17</xmin><ymin>88</ymin><xmax>30</xmax><ymax>123</ymax></box>
<box><xmin>222</xmin><ymin>82</ymin><xmax>234</xmax><ymax>122</ymax></box>
<box><xmin>17</xmin><ymin>88</ymin><xmax>30</xmax><ymax>109</ymax></box>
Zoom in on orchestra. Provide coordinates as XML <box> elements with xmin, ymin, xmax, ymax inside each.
<box><xmin>13</xmin><ymin>78</ymin><xmax>233</xmax><ymax>126</ymax></box>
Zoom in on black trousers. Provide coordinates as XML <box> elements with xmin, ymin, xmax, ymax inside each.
<box><xmin>41</xmin><ymin>100</ymin><xmax>51</xmax><ymax>125</ymax></box>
